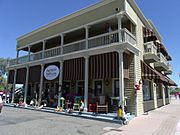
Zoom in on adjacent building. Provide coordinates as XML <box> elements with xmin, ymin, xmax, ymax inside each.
<box><xmin>7</xmin><ymin>0</ymin><xmax>176</xmax><ymax>116</ymax></box>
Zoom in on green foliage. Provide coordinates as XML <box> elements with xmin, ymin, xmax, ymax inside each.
<box><xmin>170</xmin><ymin>88</ymin><xmax>180</xmax><ymax>95</ymax></box>
<box><xmin>0</xmin><ymin>58</ymin><xmax>10</xmax><ymax>91</ymax></box>
<box><xmin>0</xmin><ymin>57</ymin><xmax>10</xmax><ymax>76</ymax></box>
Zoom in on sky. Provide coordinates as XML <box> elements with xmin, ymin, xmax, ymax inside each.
<box><xmin>0</xmin><ymin>0</ymin><xmax>180</xmax><ymax>86</ymax></box>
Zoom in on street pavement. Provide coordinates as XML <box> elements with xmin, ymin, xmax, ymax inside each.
<box><xmin>104</xmin><ymin>98</ymin><xmax>180</xmax><ymax>135</ymax></box>
<box><xmin>1</xmin><ymin>99</ymin><xmax>180</xmax><ymax>135</ymax></box>
<box><xmin>0</xmin><ymin>106</ymin><xmax>120</xmax><ymax>135</ymax></box>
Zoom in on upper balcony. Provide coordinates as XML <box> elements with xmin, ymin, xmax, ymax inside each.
<box><xmin>154</xmin><ymin>53</ymin><xmax>169</xmax><ymax>71</ymax></box>
<box><xmin>143</xmin><ymin>41</ymin><xmax>159</xmax><ymax>63</ymax></box>
<box><xmin>164</xmin><ymin>63</ymin><xmax>172</xmax><ymax>75</ymax></box>
<box><xmin>9</xmin><ymin>15</ymin><xmax>137</xmax><ymax>67</ymax></box>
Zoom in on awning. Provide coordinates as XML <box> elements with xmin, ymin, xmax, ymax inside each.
<box><xmin>141</xmin><ymin>61</ymin><xmax>177</xmax><ymax>86</ymax></box>
<box><xmin>141</xmin><ymin>61</ymin><xmax>158</xmax><ymax>80</ymax></box>
<box><xmin>143</xmin><ymin>27</ymin><xmax>157</xmax><ymax>42</ymax></box>
<box><xmin>165</xmin><ymin>77</ymin><xmax>177</xmax><ymax>86</ymax></box>
<box><xmin>154</xmin><ymin>41</ymin><xmax>171</xmax><ymax>60</ymax></box>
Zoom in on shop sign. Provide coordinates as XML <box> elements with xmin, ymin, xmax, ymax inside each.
<box><xmin>44</xmin><ymin>65</ymin><xmax>59</xmax><ymax>80</ymax></box>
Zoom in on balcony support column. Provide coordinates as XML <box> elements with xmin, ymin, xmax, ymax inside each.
<box><xmin>28</xmin><ymin>46</ymin><xmax>31</xmax><ymax>62</ymax></box>
<box><xmin>162</xmin><ymin>84</ymin><xmax>166</xmax><ymax>105</ymax></box>
<box><xmin>42</xmin><ymin>41</ymin><xmax>46</xmax><ymax>59</ymax></box>
<box><xmin>117</xmin><ymin>15</ymin><xmax>122</xmax><ymax>42</ymax></box>
<box><xmin>60</xmin><ymin>34</ymin><xmax>64</xmax><ymax>54</ymax></box>
<box><xmin>12</xmin><ymin>69</ymin><xmax>17</xmax><ymax>103</ymax></box>
<box><xmin>16</xmin><ymin>50</ymin><xmax>19</xmax><ymax>64</ymax></box>
<box><xmin>24</xmin><ymin>66</ymin><xmax>29</xmax><ymax>104</ymax></box>
<box><xmin>39</xmin><ymin>64</ymin><xmax>44</xmax><ymax>103</ymax></box>
<box><xmin>84</xmin><ymin>56</ymin><xmax>89</xmax><ymax>112</ymax></box>
<box><xmin>58</xmin><ymin>60</ymin><xmax>63</xmax><ymax>108</ymax></box>
<box><xmin>85</xmin><ymin>26</ymin><xmax>90</xmax><ymax>49</ymax></box>
<box><xmin>117</xmin><ymin>50</ymin><xmax>125</xmax><ymax>116</ymax></box>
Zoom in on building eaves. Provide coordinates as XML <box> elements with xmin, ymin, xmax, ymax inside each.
<box><xmin>16</xmin><ymin>0</ymin><xmax>116</xmax><ymax>41</ymax></box>
<box><xmin>127</xmin><ymin>0</ymin><xmax>152</xmax><ymax>30</ymax></box>
<box><xmin>148</xmin><ymin>20</ymin><xmax>162</xmax><ymax>41</ymax></box>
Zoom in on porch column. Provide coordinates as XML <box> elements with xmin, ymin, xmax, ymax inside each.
<box><xmin>12</xmin><ymin>69</ymin><xmax>17</xmax><ymax>103</ymax></box>
<box><xmin>28</xmin><ymin>46</ymin><xmax>31</xmax><ymax>62</ymax></box>
<box><xmin>16</xmin><ymin>50</ymin><xmax>19</xmax><ymax>64</ymax></box>
<box><xmin>153</xmin><ymin>82</ymin><xmax>158</xmax><ymax>109</ymax></box>
<box><xmin>84</xmin><ymin>56</ymin><xmax>89</xmax><ymax>111</ymax></box>
<box><xmin>60</xmin><ymin>34</ymin><xmax>64</xmax><ymax>55</ymax></box>
<box><xmin>42</xmin><ymin>41</ymin><xmax>46</xmax><ymax>59</ymax></box>
<box><xmin>162</xmin><ymin>84</ymin><xmax>166</xmax><ymax>105</ymax></box>
<box><xmin>117</xmin><ymin>14</ymin><xmax>122</xmax><ymax>42</ymax></box>
<box><xmin>85</xmin><ymin>25</ymin><xmax>90</xmax><ymax>49</ymax></box>
<box><xmin>39</xmin><ymin>64</ymin><xmax>44</xmax><ymax>103</ymax></box>
<box><xmin>58</xmin><ymin>60</ymin><xmax>63</xmax><ymax>108</ymax></box>
<box><xmin>5</xmin><ymin>72</ymin><xmax>9</xmax><ymax>103</ymax></box>
<box><xmin>117</xmin><ymin>50</ymin><xmax>125</xmax><ymax>113</ymax></box>
<box><xmin>24</xmin><ymin>66</ymin><xmax>29</xmax><ymax>104</ymax></box>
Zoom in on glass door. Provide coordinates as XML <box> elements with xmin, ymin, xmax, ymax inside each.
<box><xmin>94</xmin><ymin>80</ymin><xmax>102</xmax><ymax>96</ymax></box>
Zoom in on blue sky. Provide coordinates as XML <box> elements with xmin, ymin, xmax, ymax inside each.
<box><xmin>0</xmin><ymin>0</ymin><xmax>179</xmax><ymax>86</ymax></box>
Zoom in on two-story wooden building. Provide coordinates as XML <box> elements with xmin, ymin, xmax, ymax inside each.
<box><xmin>7</xmin><ymin>0</ymin><xmax>176</xmax><ymax>116</ymax></box>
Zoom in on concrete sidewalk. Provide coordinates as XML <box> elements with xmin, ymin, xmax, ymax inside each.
<box><xmin>103</xmin><ymin>99</ymin><xmax>180</xmax><ymax>135</ymax></box>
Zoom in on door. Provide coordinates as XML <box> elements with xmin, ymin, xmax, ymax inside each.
<box><xmin>94</xmin><ymin>80</ymin><xmax>103</xmax><ymax>96</ymax></box>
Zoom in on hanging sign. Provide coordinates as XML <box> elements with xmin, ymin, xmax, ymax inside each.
<box><xmin>44</xmin><ymin>65</ymin><xmax>59</xmax><ymax>80</ymax></box>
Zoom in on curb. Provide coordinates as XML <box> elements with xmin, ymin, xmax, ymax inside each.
<box><xmin>4</xmin><ymin>104</ymin><xmax>124</xmax><ymax>124</ymax></box>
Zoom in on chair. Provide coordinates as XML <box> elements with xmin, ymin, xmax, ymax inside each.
<box><xmin>65</xmin><ymin>100</ymin><xmax>72</xmax><ymax>109</ymax></box>
<box><xmin>73</xmin><ymin>96</ymin><xmax>82</xmax><ymax>111</ymax></box>
<box><xmin>88</xmin><ymin>104</ymin><xmax>96</xmax><ymax>112</ymax></box>
<box><xmin>96</xmin><ymin>96</ymin><xmax>108</xmax><ymax>113</ymax></box>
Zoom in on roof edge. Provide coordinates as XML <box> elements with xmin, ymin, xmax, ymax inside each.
<box><xmin>17</xmin><ymin>0</ymin><xmax>116</xmax><ymax>41</ymax></box>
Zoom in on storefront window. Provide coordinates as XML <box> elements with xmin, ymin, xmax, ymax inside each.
<box><xmin>143</xmin><ymin>80</ymin><xmax>152</xmax><ymax>101</ymax></box>
<box><xmin>165</xmin><ymin>86</ymin><xmax>169</xmax><ymax>98</ymax></box>
<box><xmin>156</xmin><ymin>83</ymin><xmax>162</xmax><ymax>99</ymax></box>
<box><xmin>114</xmin><ymin>80</ymin><xmax>119</xmax><ymax>97</ymax></box>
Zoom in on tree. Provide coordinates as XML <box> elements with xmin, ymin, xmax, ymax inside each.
<box><xmin>0</xmin><ymin>58</ymin><xmax>10</xmax><ymax>91</ymax></box>
<box><xmin>0</xmin><ymin>58</ymin><xmax>9</xmax><ymax>76</ymax></box>
<box><xmin>170</xmin><ymin>87</ymin><xmax>180</xmax><ymax>95</ymax></box>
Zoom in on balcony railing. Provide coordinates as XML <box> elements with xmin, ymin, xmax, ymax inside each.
<box><xmin>122</xmin><ymin>28</ymin><xmax>136</xmax><ymax>45</ymax></box>
<box><xmin>63</xmin><ymin>40</ymin><xmax>86</xmax><ymax>54</ymax></box>
<box><xmin>88</xmin><ymin>30</ymin><xmax>119</xmax><ymax>48</ymax></box>
<box><xmin>18</xmin><ymin>55</ymin><xmax>29</xmax><ymax>64</ymax></box>
<box><xmin>167</xmin><ymin>63</ymin><xmax>172</xmax><ymax>70</ymax></box>
<box><xmin>144</xmin><ymin>41</ymin><xmax>157</xmax><ymax>55</ymax></box>
<box><xmin>30</xmin><ymin>51</ymin><xmax>43</xmax><ymax>61</ymax></box>
<box><xmin>9</xmin><ymin>59</ymin><xmax>17</xmax><ymax>66</ymax></box>
<box><xmin>9</xmin><ymin>29</ymin><xmax>136</xmax><ymax>66</ymax></box>
<box><xmin>44</xmin><ymin>47</ymin><xmax>61</xmax><ymax>58</ymax></box>
<box><xmin>157</xmin><ymin>53</ymin><xmax>168</xmax><ymax>66</ymax></box>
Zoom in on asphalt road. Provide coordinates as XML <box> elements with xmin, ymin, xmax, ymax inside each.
<box><xmin>0</xmin><ymin>106</ymin><xmax>120</xmax><ymax>135</ymax></box>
